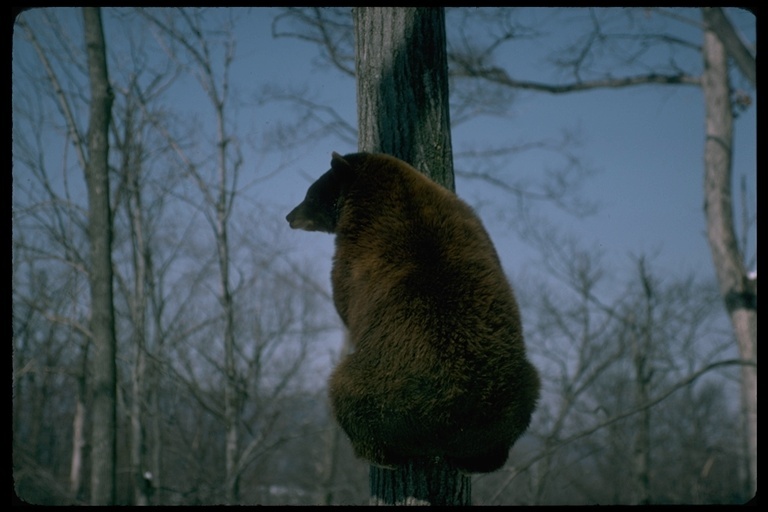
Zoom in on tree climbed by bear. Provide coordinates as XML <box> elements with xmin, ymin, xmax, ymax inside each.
<box><xmin>286</xmin><ymin>152</ymin><xmax>540</xmax><ymax>473</ymax></box>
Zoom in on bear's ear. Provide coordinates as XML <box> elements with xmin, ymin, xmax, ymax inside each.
<box><xmin>331</xmin><ymin>152</ymin><xmax>354</xmax><ymax>176</ymax></box>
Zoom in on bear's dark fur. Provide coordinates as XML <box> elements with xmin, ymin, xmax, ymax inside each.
<box><xmin>286</xmin><ymin>152</ymin><xmax>540</xmax><ymax>473</ymax></box>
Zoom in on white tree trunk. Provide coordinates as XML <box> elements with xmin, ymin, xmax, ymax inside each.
<box><xmin>701</xmin><ymin>25</ymin><xmax>757</xmax><ymax>498</ymax></box>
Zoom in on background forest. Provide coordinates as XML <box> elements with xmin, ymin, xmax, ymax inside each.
<box><xmin>12</xmin><ymin>7</ymin><xmax>755</xmax><ymax>505</ymax></box>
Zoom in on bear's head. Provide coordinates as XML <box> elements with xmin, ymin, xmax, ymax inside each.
<box><xmin>286</xmin><ymin>152</ymin><xmax>355</xmax><ymax>233</ymax></box>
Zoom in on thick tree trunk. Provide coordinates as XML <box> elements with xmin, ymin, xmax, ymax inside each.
<box><xmin>82</xmin><ymin>6</ymin><xmax>116</xmax><ymax>506</ymax></box>
<box><xmin>355</xmin><ymin>7</ymin><xmax>454</xmax><ymax>190</ymax></box>
<box><xmin>354</xmin><ymin>7</ymin><xmax>468</xmax><ymax>505</ymax></box>
<box><xmin>701</xmin><ymin>24</ymin><xmax>757</xmax><ymax>498</ymax></box>
<box><xmin>370</xmin><ymin>458</ymin><xmax>471</xmax><ymax>506</ymax></box>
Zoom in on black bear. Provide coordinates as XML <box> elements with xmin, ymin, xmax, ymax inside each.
<box><xmin>286</xmin><ymin>152</ymin><xmax>539</xmax><ymax>473</ymax></box>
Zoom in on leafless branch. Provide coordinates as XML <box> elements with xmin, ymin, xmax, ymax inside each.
<box><xmin>18</xmin><ymin>17</ymin><xmax>88</xmax><ymax>170</ymax></box>
<box><xmin>272</xmin><ymin>7</ymin><xmax>355</xmax><ymax>77</ymax></box>
<box><xmin>489</xmin><ymin>357</ymin><xmax>752</xmax><ymax>503</ymax></box>
<box><xmin>258</xmin><ymin>85</ymin><xmax>357</xmax><ymax>147</ymax></box>
<box><xmin>455</xmin><ymin>131</ymin><xmax>599</xmax><ymax>218</ymax></box>
<box><xmin>453</xmin><ymin>63</ymin><xmax>701</xmax><ymax>93</ymax></box>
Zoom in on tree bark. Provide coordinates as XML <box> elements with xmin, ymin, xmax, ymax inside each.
<box><xmin>355</xmin><ymin>6</ymin><xmax>454</xmax><ymax>190</ymax></box>
<box><xmin>370</xmin><ymin>458</ymin><xmax>471</xmax><ymax>506</ymax></box>
<box><xmin>632</xmin><ymin>261</ymin><xmax>653</xmax><ymax>505</ymax></box>
<box><xmin>701</xmin><ymin>8</ymin><xmax>755</xmax><ymax>87</ymax></box>
<box><xmin>354</xmin><ymin>7</ymin><xmax>469</xmax><ymax>505</ymax></box>
<box><xmin>214</xmin><ymin>67</ymin><xmax>240</xmax><ymax>508</ymax></box>
<box><xmin>701</xmin><ymin>22</ymin><xmax>757</xmax><ymax>498</ymax></box>
<box><xmin>82</xmin><ymin>6</ymin><xmax>116</xmax><ymax>506</ymax></box>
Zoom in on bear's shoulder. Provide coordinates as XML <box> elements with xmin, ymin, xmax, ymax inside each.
<box><xmin>337</xmin><ymin>152</ymin><xmax>458</xmax><ymax>211</ymax></box>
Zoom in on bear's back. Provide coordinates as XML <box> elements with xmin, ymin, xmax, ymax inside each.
<box><xmin>336</xmin><ymin>152</ymin><xmax>498</xmax><ymax>268</ymax></box>
<box><xmin>332</xmin><ymin>153</ymin><xmax>521</xmax><ymax>358</ymax></box>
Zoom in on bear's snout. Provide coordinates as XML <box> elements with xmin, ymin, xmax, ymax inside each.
<box><xmin>286</xmin><ymin>207</ymin><xmax>297</xmax><ymax>227</ymax></box>
<box><xmin>286</xmin><ymin>204</ymin><xmax>321</xmax><ymax>231</ymax></box>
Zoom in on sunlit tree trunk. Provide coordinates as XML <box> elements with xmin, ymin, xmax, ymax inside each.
<box><xmin>69</xmin><ymin>375</ymin><xmax>87</xmax><ymax>501</ymax></box>
<box><xmin>354</xmin><ymin>7</ymin><xmax>468</xmax><ymax>505</ymax></box>
<box><xmin>82</xmin><ymin>6</ymin><xmax>116</xmax><ymax>506</ymax></box>
<box><xmin>700</xmin><ymin>21</ymin><xmax>757</xmax><ymax>498</ymax></box>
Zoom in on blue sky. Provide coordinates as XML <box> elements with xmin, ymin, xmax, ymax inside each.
<box><xmin>13</xmin><ymin>6</ymin><xmax>756</xmax><ymax>302</ymax></box>
<box><xmin>228</xmin><ymin>8</ymin><xmax>757</xmax><ymax>288</ymax></box>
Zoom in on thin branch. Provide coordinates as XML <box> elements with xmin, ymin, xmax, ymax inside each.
<box><xmin>18</xmin><ymin>17</ymin><xmax>88</xmax><ymax>170</ymax></box>
<box><xmin>272</xmin><ymin>7</ymin><xmax>355</xmax><ymax>77</ymax></box>
<box><xmin>489</xmin><ymin>357</ymin><xmax>755</xmax><ymax>503</ymax></box>
<box><xmin>453</xmin><ymin>63</ymin><xmax>701</xmax><ymax>93</ymax></box>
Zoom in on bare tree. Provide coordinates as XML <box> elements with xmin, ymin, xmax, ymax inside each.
<box><xmin>14</xmin><ymin>12</ymin><xmax>94</xmax><ymax>503</ymax></box>
<box><xmin>15</xmin><ymin>7</ymin><xmax>345</xmax><ymax>505</ymax></box>
<box><xmin>81</xmin><ymin>7</ymin><xmax>117</xmax><ymax>505</ymax></box>
<box><xmin>110</xmin><ymin>72</ymin><xmax>170</xmax><ymax>505</ymax></box>
<box><xmin>700</xmin><ymin>12</ymin><xmax>756</xmax><ymax>495</ymax></box>
<box><xmin>481</xmin><ymin>229</ymin><xmax>746</xmax><ymax>504</ymax></box>
<box><xmin>138</xmin><ymin>9</ymin><xmax>246</xmax><ymax>502</ymax></box>
<box><xmin>523</xmin><ymin>233</ymin><xmax>622</xmax><ymax>504</ymax></box>
<box><xmin>12</xmin><ymin>249</ymin><xmax>90</xmax><ymax>505</ymax></box>
<box><xmin>443</xmin><ymin>7</ymin><xmax>756</xmax><ymax>497</ymax></box>
<box><xmin>136</xmin><ymin>8</ymin><xmax>337</xmax><ymax>504</ymax></box>
<box><xmin>104</xmin><ymin>28</ymin><xmax>204</xmax><ymax>501</ymax></box>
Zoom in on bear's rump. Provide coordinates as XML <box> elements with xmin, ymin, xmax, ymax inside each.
<box><xmin>329</xmin><ymin>337</ymin><xmax>531</xmax><ymax>448</ymax></box>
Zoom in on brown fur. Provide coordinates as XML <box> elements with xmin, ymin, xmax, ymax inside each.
<box><xmin>286</xmin><ymin>152</ymin><xmax>540</xmax><ymax>473</ymax></box>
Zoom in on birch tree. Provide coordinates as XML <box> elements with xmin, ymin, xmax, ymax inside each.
<box><xmin>15</xmin><ymin>9</ymin><xmax>105</xmax><ymax>504</ymax></box>
<box><xmin>700</xmin><ymin>11</ymin><xmax>756</xmax><ymax>494</ymax></box>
